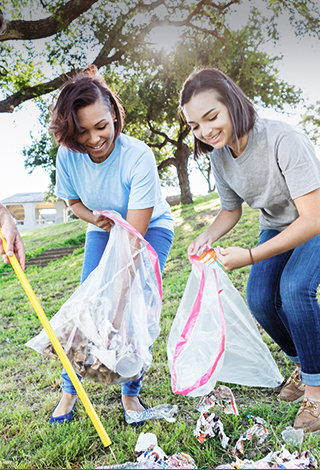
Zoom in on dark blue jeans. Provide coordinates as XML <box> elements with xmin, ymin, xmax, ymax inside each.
<box><xmin>62</xmin><ymin>226</ymin><xmax>174</xmax><ymax>396</ymax></box>
<box><xmin>247</xmin><ymin>229</ymin><xmax>320</xmax><ymax>386</ymax></box>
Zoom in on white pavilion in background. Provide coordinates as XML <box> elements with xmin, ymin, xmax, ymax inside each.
<box><xmin>1</xmin><ymin>192</ymin><xmax>68</xmax><ymax>232</ymax></box>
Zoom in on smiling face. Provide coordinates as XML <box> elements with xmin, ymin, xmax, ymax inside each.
<box><xmin>183</xmin><ymin>90</ymin><xmax>236</xmax><ymax>152</ymax></box>
<box><xmin>76</xmin><ymin>99</ymin><xmax>116</xmax><ymax>163</ymax></box>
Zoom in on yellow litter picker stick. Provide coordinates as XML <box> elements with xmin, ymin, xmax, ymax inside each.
<box><xmin>0</xmin><ymin>229</ymin><xmax>113</xmax><ymax>451</ymax></box>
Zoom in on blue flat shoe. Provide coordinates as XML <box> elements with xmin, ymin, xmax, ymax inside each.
<box><xmin>49</xmin><ymin>402</ymin><xmax>76</xmax><ymax>426</ymax></box>
<box><xmin>121</xmin><ymin>396</ymin><xmax>148</xmax><ymax>427</ymax></box>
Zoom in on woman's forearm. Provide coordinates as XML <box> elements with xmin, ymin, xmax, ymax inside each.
<box><xmin>187</xmin><ymin>206</ymin><xmax>242</xmax><ymax>259</ymax></box>
<box><xmin>251</xmin><ymin>189</ymin><xmax>320</xmax><ymax>263</ymax></box>
<box><xmin>69</xmin><ymin>199</ymin><xmax>96</xmax><ymax>224</ymax></box>
<box><xmin>206</xmin><ymin>206</ymin><xmax>243</xmax><ymax>244</ymax></box>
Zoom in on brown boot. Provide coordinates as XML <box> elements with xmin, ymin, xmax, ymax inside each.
<box><xmin>278</xmin><ymin>367</ymin><xmax>305</xmax><ymax>403</ymax></box>
<box><xmin>293</xmin><ymin>398</ymin><xmax>320</xmax><ymax>433</ymax></box>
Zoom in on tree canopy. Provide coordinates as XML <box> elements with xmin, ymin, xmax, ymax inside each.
<box><xmin>92</xmin><ymin>22</ymin><xmax>302</xmax><ymax>203</ymax></box>
<box><xmin>1</xmin><ymin>0</ymin><xmax>320</xmax><ymax>113</ymax></box>
<box><xmin>2</xmin><ymin>0</ymin><xmax>320</xmax><ymax>201</ymax></box>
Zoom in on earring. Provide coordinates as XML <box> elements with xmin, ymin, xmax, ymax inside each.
<box><xmin>114</xmin><ymin>119</ymin><xmax>117</xmax><ymax>122</ymax></box>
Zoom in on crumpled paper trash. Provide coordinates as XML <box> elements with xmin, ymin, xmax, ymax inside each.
<box><xmin>196</xmin><ymin>385</ymin><xmax>239</xmax><ymax>416</ymax></box>
<box><xmin>96</xmin><ymin>432</ymin><xmax>196</xmax><ymax>469</ymax></box>
<box><xmin>135</xmin><ymin>433</ymin><xmax>196</xmax><ymax>469</ymax></box>
<box><xmin>194</xmin><ymin>411</ymin><xmax>229</xmax><ymax>447</ymax></box>
<box><xmin>216</xmin><ymin>445</ymin><xmax>318</xmax><ymax>469</ymax></box>
<box><xmin>194</xmin><ymin>385</ymin><xmax>239</xmax><ymax>447</ymax></box>
<box><xmin>124</xmin><ymin>404</ymin><xmax>179</xmax><ymax>425</ymax></box>
<box><xmin>232</xmin><ymin>415</ymin><xmax>269</xmax><ymax>458</ymax></box>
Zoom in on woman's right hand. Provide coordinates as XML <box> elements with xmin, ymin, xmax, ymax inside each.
<box><xmin>187</xmin><ymin>228</ymin><xmax>214</xmax><ymax>262</ymax></box>
<box><xmin>187</xmin><ymin>207</ymin><xmax>243</xmax><ymax>263</ymax></box>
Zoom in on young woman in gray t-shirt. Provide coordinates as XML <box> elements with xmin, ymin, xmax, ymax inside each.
<box><xmin>179</xmin><ymin>68</ymin><xmax>320</xmax><ymax>433</ymax></box>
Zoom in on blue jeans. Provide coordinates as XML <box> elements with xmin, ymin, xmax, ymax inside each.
<box><xmin>62</xmin><ymin>226</ymin><xmax>173</xmax><ymax>396</ymax></box>
<box><xmin>247</xmin><ymin>229</ymin><xmax>320</xmax><ymax>386</ymax></box>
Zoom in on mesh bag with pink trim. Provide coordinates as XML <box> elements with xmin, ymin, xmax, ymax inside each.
<box><xmin>26</xmin><ymin>210</ymin><xmax>162</xmax><ymax>386</ymax></box>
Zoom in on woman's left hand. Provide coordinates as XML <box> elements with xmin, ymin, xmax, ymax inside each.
<box><xmin>92</xmin><ymin>212</ymin><xmax>114</xmax><ymax>232</ymax></box>
<box><xmin>215</xmin><ymin>246</ymin><xmax>252</xmax><ymax>271</ymax></box>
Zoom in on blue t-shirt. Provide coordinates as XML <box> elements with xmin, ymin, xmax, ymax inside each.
<box><xmin>56</xmin><ymin>133</ymin><xmax>174</xmax><ymax>233</ymax></box>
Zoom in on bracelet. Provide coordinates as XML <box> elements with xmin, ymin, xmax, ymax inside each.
<box><xmin>248</xmin><ymin>248</ymin><xmax>254</xmax><ymax>265</ymax></box>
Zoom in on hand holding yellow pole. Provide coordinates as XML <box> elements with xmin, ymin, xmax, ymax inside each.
<box><xmin>0</xmin><ymin>228</ymin><xmax>112</xmax><ymax>448</ymax></box>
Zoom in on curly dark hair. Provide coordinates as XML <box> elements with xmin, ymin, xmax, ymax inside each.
<box><xmin>50</xmin><ymin>65</ymin><xmax>125</xmax><ymax>153</ymax></box>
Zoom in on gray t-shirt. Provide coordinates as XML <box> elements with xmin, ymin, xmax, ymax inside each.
<box><xmin>210</xmin><ymin>118</ymin><xmax>320</xmax><ymax>231</ymax></box>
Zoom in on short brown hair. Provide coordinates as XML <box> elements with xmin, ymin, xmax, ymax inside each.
<box><xmin>179</xmin><ymin>68</ymin><xmax>257</xmax><ymax>160</ymax></box>
<box><xmin>50</xmin><ymin>65</ymin><xmax>125</xmax><ymax>153</ymax></box>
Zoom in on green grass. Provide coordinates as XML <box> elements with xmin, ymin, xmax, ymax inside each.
<box><xmin>0</xmin><ymin>193</ymin><xmax>319</xmax><ymax>469</ymax></box>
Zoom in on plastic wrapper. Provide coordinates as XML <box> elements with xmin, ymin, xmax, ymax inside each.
<box><xmin>167</xmin><ymin>247</ymin><xmax>283</xmax><ymax>397</ymax></box>
<box><xmin>124</xmin><ymin>404</ymin><xmax>179</xmax><ymax>425</ymax></box>
<box><xmin>281</xmin><ymin>426</ymin><xmax>304</xmax><ymax>447</ymax></box>
<box><xmin>26</xmin><ymin>210</ymin><xmax>162</xmax><ymax>386</ymax></box>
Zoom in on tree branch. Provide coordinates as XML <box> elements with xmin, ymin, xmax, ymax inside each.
<box><xmin>148</xmin><ymin>119</ymin><xmax>178</xmax><ymax>146</ymax></box>
<box><xmin>92</xmin><ymin>49</ymin><xmax>124</xmax><ymax>70</ymax></box>
<box><xmin>0</xmin><ymin>71</ymin><xmax>78</xmax><ymax>113</ymax></box>
<box><xmin>0</xmin><ymin>0</ymin><xmax>100</xmax><ymax>41</ymax></box>
<box><xmin>0</xmin><ymin>0</ymin><xmax>228</xmax><ymax>112</ymax></box>
<box><xmin>0</xmin><ymin>48</ymin><xmax>126</xmax><ymax>113</ymax></box>
<box><xmin>158</xmin><ymin>157</ymin><xmax>177</xmax><ymax>170</ymax></box>
<box><xmin>148</xmin><ymin>140</ymin><xmax>169</xmax><ymax>150</ymax></box>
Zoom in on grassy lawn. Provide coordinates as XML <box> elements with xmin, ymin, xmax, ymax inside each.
<box><xmin>0</xmin><ymin>192</ymin><xmax>319</xmax><ymax>469</ymax></box>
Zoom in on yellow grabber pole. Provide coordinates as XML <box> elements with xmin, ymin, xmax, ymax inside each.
<box><xmin>0</xmin><ymin>229</ymin><xmax>112</xmax><ymax>448</ymax></box>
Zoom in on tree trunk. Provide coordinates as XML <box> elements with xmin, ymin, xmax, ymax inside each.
<box><xmin>207</xmin><ymin>167</ymin><xmax>213</xmax><ymax>193</ymax></box>
<box><xmin>175</xmin><ymin>142</ymin><xmax>193</xmax><ymax>205</ymax></box>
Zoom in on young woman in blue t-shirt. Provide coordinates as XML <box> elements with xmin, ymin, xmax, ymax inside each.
<box><xmin>49</xmin><ymin>66</ymin><xmax>174</xmax><ymax>426</ymax></box>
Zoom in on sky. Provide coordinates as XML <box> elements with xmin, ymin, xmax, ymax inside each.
<box><xmin>1</xmin><ymin>3</ymin><xmax>320</xmax><ymax>202</ymax></box>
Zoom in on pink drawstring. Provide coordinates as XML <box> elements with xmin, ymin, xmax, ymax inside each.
<box><xmin>95</xmin><ymin>210</ymin><xmax>162</xmax><ymax>298</ymax></box>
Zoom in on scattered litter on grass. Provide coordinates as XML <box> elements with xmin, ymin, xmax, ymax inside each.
<box><xmin>135</xmin><ymin>432</ymin><xmax>196</xmax><ymax>468</ymax></box>
<box><xmin>232</xmin><ymin>415</ymin><xmax>269</xmax><ymax>458</ymax></box>
<box><xmin>194</xmin><ymin>410</ymin><xmax>229</xmax><ymax>447</ymax></box>
<box><xmin>97</xmin><ymin>464</ymin><xmax>139</xmax><ymax>469</ymax></box>
<box><xmin>135</xmin><ymin>432</ymin><xmax>158</xmax><ymax>453</ymax></box>
<box><xmin>216</xmin><ymin>445</ymin><xmax>318</xmax><ymax>469</ymax></box>
<box><xmin>281</xmin><ymin>426</ymin><xmax>304</xmax><ymax>446</ymax></box>
<box><xmin>124</xmin><ymin>404</ymin><xmax>179</xmax><ymax>425</ymax></box>
<box><xmin>96</xmin><ymin>432</ymin><xmax>196</xmax><ymax>469</ymax></box>
<box><xmin>196</xmin><ymin>385</ymin><xmax>239</xmax><ymax>416</ymax></box>
<box><xmin>194</xmin><ymin>386</ymin><xmax>238</xmax><ymax>447</ymax></box>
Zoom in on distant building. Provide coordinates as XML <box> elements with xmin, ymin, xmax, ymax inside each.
<box><xmin>1</xmin><ymin>192</ymin><xmax>68</xmax><ymax>232</ymax></box>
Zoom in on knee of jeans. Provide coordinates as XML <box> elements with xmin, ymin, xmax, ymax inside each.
<box><xmin>247</xmin><ymin>286</ymin><xmax>273</xmax><ymax>322</ymax></box>
<box><xmin>280</xmin><ymin>274</ymin><xmax>315</xmax><ymax>312</ymax></box>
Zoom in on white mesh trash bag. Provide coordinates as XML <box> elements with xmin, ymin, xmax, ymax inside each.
<box><xmin>26</xmin><ymin>210</ymin><xmax>162</xmax><ymax>386</ymax></box>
